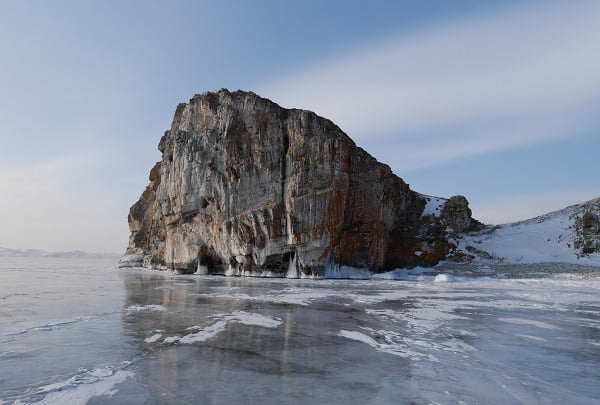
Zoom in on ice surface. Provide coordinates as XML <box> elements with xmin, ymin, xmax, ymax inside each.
<box><xmin>371</xmin><ymin>267</ymin><xmax>431</xmax><ymax>281</ymax></box>
<box><xmin>227</xmin><ymin>310</ymin><xmax>283</xmax><ymax>327</ymax></box>
<box><xmin>1</xmin><ymin>258</ymin><xmax>599</xmax><ymax>404</ymax></box>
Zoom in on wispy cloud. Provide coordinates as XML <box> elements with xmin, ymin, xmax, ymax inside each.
<box><xmin>259</xmin><ymin>1</ymin><xmax>600</xmax><ymax>170</ymax></box>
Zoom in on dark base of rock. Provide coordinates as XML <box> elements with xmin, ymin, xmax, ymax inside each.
<box><xmin>120</xmin><ymin>254</ymin><xmax>382</xmax><ymax>279</ymax></box>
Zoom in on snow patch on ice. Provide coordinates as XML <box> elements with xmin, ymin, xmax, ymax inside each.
<box><xmin>28</xmin><ymin>364</ymin><xmax>132</xmax><ymax>405</ymax></box>
<box><xmin>230</xmin><ymin>311</ymin><xmax>283</xmax><ymax>328</ymax></box>
<box><xmin>339</xmin><ymin>330</ymin><xmax>379</xmax><ymax>347</ymax></box>
<box><xmin>144</xmin><ymin>333</ymin><xmax>162</xmax><ymax>343</ymax></box>
<box><xmin>163</xmin><ymin>335</ymin><xmax>180</xmax><ymax>344</ymax></box>
<box><xmin>338</xmin><ymin>329</ymin><xmax>422</xmax><ymax>359</ymax></box>
<box><xmin>176</xmin><ymin>320</ymin><xmax>228</xmax><ymax>344</ymax></box>
<box><xmin>517</xmin><ymin>334</ymin><xmax>547</xmax><ymax>342</ymax></box>
<box><xmin>366</xmin><ymin>307</ymin><xmax>468</xmax><ymax>336</ymax></box>
<box><xmin>497</xmin><ymin>317</ymin><xmax>557</xmax><ymax>329</ymax></box>
<box><xmin>126</xmin><ymin>304</ymin><xmax>167</xmax><ymax>312</ymax></box>
<box><xmin>339</xmin><ymin>326</ymin><xmax>476</xmax><ymax>361</ymax></box>
<box><xmin>434</xmin><ymin>274</ymin><xmax>454</xmax><ymax>283</ymax></box>
<box><xmin>163</xmin><ymin>311</ymin><xmax>282</xmax><ymax>345</ymax></box>
<box><xmin>340</xmin><ymin>298</ymin><xmax>479</xmax><ymax>360</ymax></box>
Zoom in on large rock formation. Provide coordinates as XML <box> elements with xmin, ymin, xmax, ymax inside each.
<box><xmin>120</xmin><ymin>89</ymin><xmax>479</xmax><ymax>276</ymax></box>
<box><xmin>448</xmin><ymin>197</ymin><xmax>600</xmax><ymax>264</ymax></box>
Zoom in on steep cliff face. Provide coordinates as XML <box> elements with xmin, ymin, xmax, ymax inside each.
<box><xmin>120</xmin><ymin>89</ymin><xmax>478</xmax><ymax>276</ymax></box>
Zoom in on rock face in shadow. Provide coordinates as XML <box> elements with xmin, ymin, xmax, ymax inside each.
<box><xmin>120</xmin><ymin>89</ymin><xmax>479</xmax><ymax>276</ymax></box>
<box><xmin>575</xmin><ymin>199</ymin><xmax>600</xmax><ymax>256</ymax></box>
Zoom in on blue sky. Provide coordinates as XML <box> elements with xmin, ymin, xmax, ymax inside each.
<box><xmin>1</xmin><ymin>0</ymin><xmax>598</xmax><ymax>253</ymax></box>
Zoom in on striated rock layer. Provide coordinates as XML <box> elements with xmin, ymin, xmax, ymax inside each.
<box><xmin>120</xmin><ymin>89</ymin><xmax>479</xmax><ymax>276</ymax></box>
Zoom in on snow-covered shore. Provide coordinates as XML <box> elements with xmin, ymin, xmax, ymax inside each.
<box><xmin>451</xmin><ymin>198</ymin><xmax>600</xmax><ymax>266</ymax></box>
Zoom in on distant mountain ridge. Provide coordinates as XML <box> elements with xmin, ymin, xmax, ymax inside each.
<box><xmin>0</xmin><ymin>246</ymin><xmax>119</xmax><ymax>260</ymax></box>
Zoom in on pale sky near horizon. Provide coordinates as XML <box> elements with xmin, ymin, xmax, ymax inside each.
<box><xmin>1</xmin><ymin>0</ymin><xmax>599</xmax><ymax>253</ymax></box>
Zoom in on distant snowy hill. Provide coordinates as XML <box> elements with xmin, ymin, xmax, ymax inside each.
<box><xmin>450</xmin><ymin>198</ymin><xmax>600</xmax><ymax>265</ymax></box>
<box><xmin>0</xmin><ymin>247</ymin><xmax>119</xmax><ymax>260</ymax></box>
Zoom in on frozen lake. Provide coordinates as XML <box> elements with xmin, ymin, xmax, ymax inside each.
<box><xmin>1</xmin><ymin>258</ymin><xmax>599</xmax><ymax>404</ymax></box>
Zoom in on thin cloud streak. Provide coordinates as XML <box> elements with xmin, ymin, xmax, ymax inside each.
<box><xmin>259</xmin><ymin>1</ymin><xmax>600</xmax><ymax>169</ymax></box>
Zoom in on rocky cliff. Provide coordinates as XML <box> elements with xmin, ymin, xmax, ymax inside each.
<box><xmin>120</xmin><ymin>89</ymin><xmax>479</xmax><ymax>276</ymax></box>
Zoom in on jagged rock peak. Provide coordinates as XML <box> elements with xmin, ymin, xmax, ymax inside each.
<box><xmin>120</xmin><ymin>89</ymin><xmax>478</xmax><ymax>277</ymax></box>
